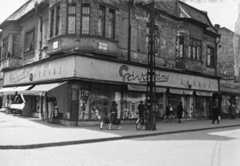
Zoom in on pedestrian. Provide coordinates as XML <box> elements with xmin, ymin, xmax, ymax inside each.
<box><xmin>164</xmin><ymin>104</ymin><xmax>172</xmax><ymax>122</ymax></box>
<box><xmin>108</xmin><ymin>101</ymin><xmax>121</xmax><ymax>130</ymax></box>
<box><xmin>177</xmin><ymin>102</ymin><xmax>184</xmax><ymax>123</ymax></box>
<box><xmin>48</xmin><ymin>97</ymin><xmax>55</xmax><ymax>124</ymax></box>
<box><xmin>137</xmin><ymin>101</ymin><xmax>145</xmax><ymax>119</ymax></box>
<box><xmin>100</xmin><ymin>101</ymin><xmax>109</xmax><ymax>130</ymax></box>
<box><xmin>212</xmin><ymin>101</ymin><xmax>220</xmax><ymax>124</ymax></box>
<box><xmin>230</xmin><ymin>102</ymin><xmax>236</xmax><ymax>119</ymax></box>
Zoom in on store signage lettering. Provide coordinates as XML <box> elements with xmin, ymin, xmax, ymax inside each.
<box><xmin>220</xmin><ymin>83</ymin><xmax>240</xmax><ymax>90</ymax></box>
<box><xmin>10</xmin><ymin>69</ymin><xmax>30</xmax><ymax>84</ymax></box>
<box><xmin>119</xmin><ymin>65</ymin><xmax>169</xmax><ymax>83</ymax></box>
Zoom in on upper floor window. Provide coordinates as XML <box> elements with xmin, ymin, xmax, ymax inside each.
<box><xmin>98</xmin><ymin>6</ymin><xmax>105</xmax><ymax>37</ymax></box>
<box><xmin>146</xmin><ymin>24</ymin><xmax>159</xmax><ymax>55</ymax></box>
<box><xmin>2</xmin><ymin>38</ymin><xmax>8</xmax><ymax>59</ymax></box>
<box><xmin>109</xmin><ymin>9</ymin><xmax>115</xmax><ymax>39</ymax></box>
<box><xmin>24</xmin><ymin>29</ymin><xmax>35</xmax><ymax>53</ymax></box>
<box><xmin>0</xmin><ymin>47</ymin><xmax>1</xmax><ymax>59</ymax></box>
<box><xmin>207</xmin><ymin>47</ymin><xmax>215</xmax><ymax>67</ymax></box>
<box><xmin>68</xmin><ymin>4</ymin><xmax>76</xmax><ymax>34</ymax></box>
<box><xmin>50</xmin><ymin>9</ymin><xmax>54</xmax><ymax>38</ymax></box>
<box><xmin>81</xmin><ymin>4</ymin><xmax>90</xmax><ymax>35</ymax></box>
<box><xmin>188</xmin><ymin>37</ymin><xmax>202</xmax><ymax>60</ymax></box>
<box><xmin>179</xmin><ymin>36</ymin><xmax>184</xmax><ymax>58</ymax></box>
<box><xmin>55</xmin><ymin>6</ymin><xmax>60</xmax><ymax>36</ymax></box>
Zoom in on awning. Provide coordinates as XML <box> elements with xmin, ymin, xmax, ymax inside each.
<box><xmin>14</xmin><ymin>85</ymin><xmax>33</xmax><ymax>91</ymax></box>
<box><xmin>128</xmin><ymin>85</ymin><xmax>166</xmax><ymax>93</ymax></box>
<box><xmin>0</xmin><ymin>87</ymin><xmax>17</xmax><ymax>93</ymax></box>
<box><xmin>196</xmin><ymin>91</ymin><xmax>213</xmax><ymax>97</ymax></box>
<box><xmin>169</xmin><ymin>89</ymin><xmax>184</xmax><ymax>95</ymax></box>
<box><xmin>183</xmin><ymin>90</ymin><xmax>193</xmax><ymax>95</ymax></box>
<box><xmin>20</xmin><ymin>82</ymin><xmax>67</xmax><ymax>95</ymax></box>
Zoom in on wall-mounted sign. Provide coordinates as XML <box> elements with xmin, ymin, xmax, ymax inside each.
<box><xmin>98</xmin><ymin>42</ymin><xmax>107</xmax><ymax>51</ymax></box>
<box><xmin>220</xmin><ymin>79</ymin><xmax>240</xmax><ymax>93</ymax></box>
<box><xmin>75</xmin><ymin>56</ymin><xmax>218</xmax><ymax>92</ymax></box>
<box><xmin>53</xmin><ymin>41</ymin><xmax>59</xmax><ymax>50</ymax></box>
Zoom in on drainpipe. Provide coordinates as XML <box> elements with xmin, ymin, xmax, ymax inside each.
<box><xmin>35</xmin><ymin>2</ymin><xmax>43</xmax><ymax>60</ymax></box>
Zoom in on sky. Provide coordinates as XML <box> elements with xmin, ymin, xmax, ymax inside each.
<box><xmin>0</xmin><ymin>0</ymin><xmax>239</xmax><ymax>32</ymax></box>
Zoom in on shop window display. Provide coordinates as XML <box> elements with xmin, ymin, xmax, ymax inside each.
<box><xmin>221</xmin><ymin>95</ymin><xmax>231</xmax><ymax>114</ymax></box>
<box><xmin>91</xmin><ymin>89</ymin><xmax>121</xmax><ymax>120</ymax></box>
<box><xmin>194</xmin><ymin>97</ymin><xmax>206</xmax><ymax>117</ymax></box>
<box><xmin>122</xmin><ymin>92</ymin><xmax>145</xmax><ymax>119</ymax></box>
<box><xmin>79</xmin><ymin>89</ymin><xmax>90</xmax><ymax>120</ymax></box>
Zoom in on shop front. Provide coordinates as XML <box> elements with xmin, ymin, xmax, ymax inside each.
<box><xmin>220</xmin><ymin>79</ymin><xmax>240</xmax><ymax>117</ymax></box>
<box><xmin>0</xmin><ymin>54</ymin><xmax>219</xmax><ymax>126</ymax></box>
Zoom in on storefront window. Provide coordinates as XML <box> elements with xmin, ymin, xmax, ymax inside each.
<box><xmin>122</xmin><ymin>92</ymin><xmax>145</xmax><ymax>119</ymax></box>
<box><xmin>79</xmin><ymin>89</ymin><xmax>91</xmax><ymax>120</ymax></box>
<box><xmin>221</xmin><ymin>95</ymin><xmax>231</xmax><ymax>114</ymax></box>
<box><xmin>194</xmin><ymin>97</ymin><xmax>206</xmax><ymax>117</ymax></box>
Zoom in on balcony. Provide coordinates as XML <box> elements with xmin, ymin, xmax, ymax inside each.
<box><xmin>1</xmin><ymin>56</ymin><xmax>21</xmax><ymax>71</ymax></box>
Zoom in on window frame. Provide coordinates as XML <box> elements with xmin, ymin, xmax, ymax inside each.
<box><xmin>50</xmin><ymin>8</ymin><xmax>55</xmax><ymax>38</ymax></box>
<box><xmin>98</xmin><ymin>6</ymin><xmax>106</xmax><ymax>37</ymax></box>
<box><xmin>207</xmin><ymin>46</ymin><xmax>215</xmax><ymax>67</ymax></box>
<box><xmin>179</xmin><ymin>36</ymin><xmax>184</xmax><ymax>58</ymax></box>
<box><xmin>109</xmin><ymin>9</ymin><xmax>115</xmax><ymax>39</ymax></box>
<box><xmin>24</xmin><ymin>29</ymin><xmax>35</xmax><ymax>54</ymax></box>
<box><xmin>55</xmin><ymin>5</ymin><xmax>60</xmax><ymax>36</ymax></box>
<box><xmin>67</xmin><ymin>3</ymin><xmax>76</xmax><ymax>34</ymax></box>
<box><xmin>188</xmin><ymin>37</ymin><xmax>202</xmax><ymax>61</ymax></box>
<box><xmin>81</xmin><ymin>4</ymin><xmax>90</xmax><ymax>35</ymax></box>
<box><xmin>2</xmin><ymin>37</ymin><xmax>9</xmax><ymax>59</ymax></box>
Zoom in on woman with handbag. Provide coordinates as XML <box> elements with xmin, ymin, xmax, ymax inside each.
<box><xmin>100</xmin><ymin>101</ymin><xmax>109</xmax><ymax>130</ymax></box>
<box><xmin>108</xmin><ymin>101</ymin><xmax>121</xmax><ymax>130</ymax></box>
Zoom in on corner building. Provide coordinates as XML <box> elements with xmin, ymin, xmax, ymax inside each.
<box><xmin>0</xmin><ymin>0</ymin><xmax>220</xmax><ymax>126</ymax></box>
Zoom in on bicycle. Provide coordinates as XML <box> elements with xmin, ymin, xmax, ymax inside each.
<box><xmin>136</xmin><ymin>112</ymin><xmax>147</xmax><ymax>130</ymax></box>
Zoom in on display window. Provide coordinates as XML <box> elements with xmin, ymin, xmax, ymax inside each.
<box><xmin>122</xmin><ymin>92</ymin><xmax>145</xmax><ymax>119</ymax></box>
<box><xmin>193</xmin><ymin>97</ymin><xmax>207</xmax><ymax>117</ymax></box>
<box><xmin>221</xmin><ymin>95</ymin><xmax>231</xmax><ymax>114</ymax></box>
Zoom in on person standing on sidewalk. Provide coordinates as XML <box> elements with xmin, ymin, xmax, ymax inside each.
<box><xmin>230</xmin><ymin>102</ymin><xmax>236</xmax><ymax>119</ymax></box>
<box><xmin>100</xmin><ymin>101</ymin><xmax>109</xmax><ymax>130</ymax></box>
<box><xmin>138</xmin><ymin>101</ymin><xmax>145</xmax><ymax>119</ymax></box>
<box><xmin>212</xmin><ymin>101</ymin><xmax>219</xmax><ymax>124</ymax></box>
<box><xmin>108</xmin><ymin>101</ymin><xmax>121</xmax><ymax>130</ymax></box>
<box><xmin>177</xmin><ymin>102</ymin><xmax>183</xmax><ymax>123</ymax></box>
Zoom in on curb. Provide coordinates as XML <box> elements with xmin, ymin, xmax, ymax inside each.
<box><xmin>1</xmin><ymin>124</ymin><xmax>240</xmax><ymax>150</ymax></box>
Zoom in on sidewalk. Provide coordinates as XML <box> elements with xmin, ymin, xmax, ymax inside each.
<box><xmin>1</xmin><ymin>111</ymin><xmax>240</xmax><ymax>149</ymax></box>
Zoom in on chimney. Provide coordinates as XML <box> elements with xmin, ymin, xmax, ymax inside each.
<box><xmin>214</xmin><ymin>24</ymin><xmax>220</xmax><ymax>32</ymax></box>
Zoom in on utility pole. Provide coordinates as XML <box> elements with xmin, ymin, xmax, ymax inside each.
<box><xmin>146</xmin><ymin>0</ymin><xmax>156</xmax><ymax>131</ymax></box>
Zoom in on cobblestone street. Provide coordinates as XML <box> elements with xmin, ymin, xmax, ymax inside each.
<box><xmin>1</xmin><ymin>127</ymin><xmax>240</xmax><ymax>166</ymax></box>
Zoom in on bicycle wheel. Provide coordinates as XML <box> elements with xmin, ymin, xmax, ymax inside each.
<box><xmin>136</xmin><ymin>118</ymin><xmax>144</xmax><ymax>130</ymax></box>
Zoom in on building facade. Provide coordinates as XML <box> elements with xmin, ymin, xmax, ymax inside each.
<box><xmin>0</xmin><ymin>0</ymin><xmax>219</xmax><ymax>126</ymax></box>
<box><xmin>217</xmin><ymin>26</ymin><xmax>240</xmax><ymax>116</ymax></box>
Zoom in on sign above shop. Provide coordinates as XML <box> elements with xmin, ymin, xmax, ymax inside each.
<box><xmin>220</xmin><ymin>79</ymin><xmax>240</xmax><ymax>93</ymax></box>
<box><xmin>75</xmin><ymin>56</ymin><xmax>218</xmax><ymax>92</ymax></box>
<box><xmin>53</xmin><ymin>41</ymin><xmax>59</xmax><ymax>50</ymax></box>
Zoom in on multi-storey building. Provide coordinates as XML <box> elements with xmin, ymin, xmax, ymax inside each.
<box><xmin>217</xmin><ymin>26</ymin><xmax>240</xmax><ymax>116</ymax></box>
<box><xmin>0</xmin><ymin>0</ymin><xmax>219</xmax><ymax>126</ymax></box>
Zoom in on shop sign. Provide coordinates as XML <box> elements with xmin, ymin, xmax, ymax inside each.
<box><xmin>220</xmin><ymin>80</ymin><xmax>240</xmax><ymax>93</ymax></box>
<box><xmin>98</xmin><ymin>42</ymin><xmax>107</xmax><ymax>51</ymax></box>
<box><xmin>53</xmin><ymin>41</ymin><xmax>59</xmax><ymax>50</ymax></box>
<box><xmin>119</xmin><ymin>65</ymin><xmax>169</xmax><ymax>83</ymax></box>
<box><xmin>75</xmin><ymin>56</ymin><xmax>218</xmax><ymax>92</ymax></box>
<box><xmin>9</xmin><ymin>69</ymin><xmax>30</xmax><ymax>84</ymax></box>
<box><xmin>4</xmin><ymin>56</ymin><xmax>75</xmax><ymax>86</ymax></box>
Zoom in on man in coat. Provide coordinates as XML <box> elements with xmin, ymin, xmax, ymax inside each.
<box><xmin>177</xmin><ymin>102</ymin><xmax>184</xmax><ymax>123</ymax></box>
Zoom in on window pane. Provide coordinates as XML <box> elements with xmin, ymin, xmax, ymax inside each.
<box><xmin>68</xmin><ymin>16</ymin><xmax>76</xmax><ymax>34</ymax></box>
<box><xmin>207</xmin><ymin>54</ymin><xmax>210</xmax><ymax>66</ymax></box>
<box><xmin>188</xmin><ymin>46</ymin><xmax>191</xmax><ymax>58</ymax></box>
<box><xmin>192</xmin><ymin>47</ymin><xmax>196</xmax><ymax>59</ymax></box>
<box><xmin>197</xmin><ymin>46</ymin><xmax>201</xmax><ymax>60</ymax></box>
<box><xmin>82</xmin><ymin>16</ymin><xmax>89</xmax><ymax>34</ymax></box>
<box><xmin>68</xmin><ymin>5</ymin><xmax>76</xmax><ymax>14</ymax></box>
<box><xmin>108</xmin><ymin>23</ymin><xmax>113</xmax><ymax>38</ymax></box>
<box><xmin>82</xmin><ymin>6</ymin><xmax>89</xmax><ymax>14</ymax></box>
<box><xmin>98</xmin><ymin>19</ymin><xmax>103</xmax><ymax>36</ymax></box>
<box><xmin>179</xmin><ymin>45</ymin><xmax>183</xmax><ymax>57</ymax></box>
